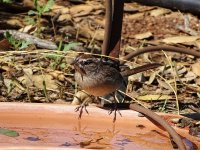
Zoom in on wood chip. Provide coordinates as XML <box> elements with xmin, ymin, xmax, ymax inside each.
<box><xmin>133</xmin><ymin>32</ymin><xmax>153</xmax><ymax>40</ymax></box>
<box><xmin>162</xmin><ymin>36</ymin><xmax>200</xmax><ymax>44</ymax></box>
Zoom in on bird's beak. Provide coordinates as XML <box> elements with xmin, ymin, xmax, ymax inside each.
<box><xmin>72</xmin><ymin>60</ymin><xmax>86</xmax><ymax>76</ymax></box>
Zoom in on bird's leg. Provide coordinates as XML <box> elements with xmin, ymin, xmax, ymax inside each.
<box><xmin>75</xmin><ymin>99</ymin><xmax>90</xmax><ymax>119</ymax></box>
<box><xmin>108</xmin><ymin>91</ymin><xmax>122</xmax><ymax>122</ymax></box>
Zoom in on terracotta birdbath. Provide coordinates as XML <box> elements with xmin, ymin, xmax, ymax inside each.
<box><xmin>0</xmin><ymin>102</ymin><xmax>199</xmax><ymax>149</ymax></box>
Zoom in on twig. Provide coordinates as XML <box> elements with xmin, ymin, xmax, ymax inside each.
<box><xmin>162</xmin><ymin>51</ymin><xmax>179</xmax><ymax>114</ymax></box>
<box><xmin>121</xmin><ymin>63</ymin><xmax>162</xmax><ymax>77</ymax></box>
<box><xmin>0</xmin><ymin>30</ymin><xmax>58</xmax><ymax>50</ymax></box>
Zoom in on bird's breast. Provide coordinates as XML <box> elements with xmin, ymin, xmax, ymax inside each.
<box><xmin>83</xmin><ymin>83</ymin><xmax>119</xmax><ymax>96</ymax></box>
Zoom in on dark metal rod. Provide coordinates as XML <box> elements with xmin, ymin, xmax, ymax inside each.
<box><xmin>102</xmin><ymin>0</ymin><xmax>113</xmax><ymax>55</ymax></box>
<box><xmin>108</xmin><ymin>0</ymin><xmax>124</xmax><ymax>58</ymax></box>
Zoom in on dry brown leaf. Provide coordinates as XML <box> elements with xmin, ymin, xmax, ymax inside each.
<box><xmin>4</xmin><ymin>78</ymin><xmax>25</xmax><ymax>92</ymax></box>
<box><xmin>124</xmin><ymin>3</ymin><xmax>138</xmax><ymax>12</ymax></box>
<box><xmin>183</xmin><ymin>71</ymin><xmax>197</xmax><ymax>82</ymax></box>
<box><xmin>72</xmin><ymin>91</ymin><xmax>93</xmax><ymax>105</ymax></box>
<box><xmin>51</xmin><ymin>5</ymin><xmax>66</xmax><ymax>14</ymax></box>
<box><xmin>51</xmin><ymin>4</ymin><xmax>70</xmax><ymax>14</ymax></box>
<box><xmin>94</xmin><ymin>29</ymin><xmax>104</xmax><ymax>41</ymax></box>
<box><xmin>23</xmin><ymin>0</ymin><xmax>34</xmax><ymax>8</ymax></box>
<box><xmin>157</xmin><ymin>79</ymin><xmax>173</xmax><ymax>91</ymax></box>
<box><xmin>19</xmin><ymin>25</ymin><xmax>37</xmax><ymax>34</ymax></box>
<box><xmin>128</xmin><ymin>73</ymin><xmax>143</xmax><ymax>82</ymax></box>
<box><xmin>146</xmin><ymin>71</ymin><xmax>157</xmax><ymax>84</ymax></box>
<box><xmin>192</xmin><ymin>62</ymin><xmax>200</xmax><ymax>76</ymax></box>
<box><xmin>70</xmin><ymin>5</ymin><xmax>93</xmax><ymax>17</ymax></box>
<box><xmin>58</xmin><ymin>14</ymin><xmax>72</xmax><ymax>22</ymax></box>
<box><xmin>195</xmin><ymin>78</ymin><xmax>200</xmax><ymax>85</ymax></box>
<box><xmin>162</xmin><ymin>36</ymin><xmax>200</xmax><ymax>44</ymax></box>
<box><xmin>49</xmin><ymin>71</ymin><xmax>65</xmax><ymax>81</ymax></box>
<box><xmin>59</xmin><ymin>7</ymin><xmax>70</xmax><ymax>14</ymax></box>
<box><xmin>86</xmin><ymin>1</ymin><xmax>104</xmax><ymax>10</ymax></box>
<box><xmin>126</xmin><ymin>12</ymin><xmax>144</xmax><ymax>20</ymax></box>
<box><xmin>133</xmin><ymin>32</ymin><xmax>153</xmax><ymax>40</ymax></box>
<box><xmin>51</xmin><ymin>4</ymin><xmax>64</xmax><ymax>10</ymax></box>
<box><xmin>7</xmin><ymin>19</ymin><xmax>24</xmax><ymax>28</ymax></box>
<box><xmin>19</xmin><ymin>74</ymin><xmax>58</xmax><ymax>90</ymax></box>
<box><xmin>137</xmin><ymin>94</ymin><xmax>172</xmax><ymax>101</ymax></box>
<box><xmin>195</xmin><ymin>40</ymin><xmax>200</xmax><ymax>48</ymax></box>
<box><xmin>59</xmin><ymin>26</ymin><xmax>76</xmax><ymax>36</ymax></box>
<box><xmin>23</xmin><ymin>68</ymin><xmax>33</xmax><ymax>86</ymax></box>
<box><xmin>32</xmin><ymin>74</ymin><xmax>58</xmax><ymax>90</ymax></box>
<box><xmin>177</xmin><ymin>66</ymin><xmax>187</xmax><ymax>75</ymax></box>
<box><xmin>79</xmin><ymin>25</ymin><xmax>93</xmax><ymax>38</ymax></box>
<box><xmin>150</xmin><ymin>8</ymin><xmax>171</xmax><ymax>17</ymax></box>
<box><xmin>94</xmin><ymin>18</ymin><xmax>105</xmax><ymax>27</ymax></box>
<box><xmin>0</xmin><ymin>39</ymin><xmax>11</xmax><ymax>51</ymax></box>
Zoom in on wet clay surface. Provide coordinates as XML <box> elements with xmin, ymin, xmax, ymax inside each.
<box><xmin>0</xmin><ymin>103</ymin><xmax>199</xmax><ymax>149</ymax></box>
<box><xmin>0</xmin><ymin>0</ymin><xmax>199</xmax><ymax>121</ymax></box>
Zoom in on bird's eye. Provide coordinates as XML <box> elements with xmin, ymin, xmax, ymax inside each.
<box><xmin>82</xmin><ymin>60</ymin><xmax>93</xmax><ymax>65</ymax></box>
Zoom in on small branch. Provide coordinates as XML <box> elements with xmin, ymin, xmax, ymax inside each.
<box><xmin>121</xmin><ymin>63</ymin><xmax>162</xmax><ymax>77</ymax></box>
<box><xmin>0</xmin><ymin>30</ymin><xmax>58</xmax><ymax>50</ymax></box>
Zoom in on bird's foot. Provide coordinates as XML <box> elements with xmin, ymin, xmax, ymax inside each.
<box><xmin>108</xmin><ymin>104</ymin><xmax>122</xmax><ymax>122</ymax></box>
<box><xmin>75</xmin><ymin>100</ymin><xmax>89</xmax><ymax>119</ymax></box>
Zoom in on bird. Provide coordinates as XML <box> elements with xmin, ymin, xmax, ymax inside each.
<box><xmin>73</xmin><ymin>54</ymin><xmax>124</xmax><ymax>97</ymax></box>
<box><xmin>72</xmin><ymin>53</ymin><xmax>125</xmax><ymax>121</ymax></box>
<box><xmin>72</xmin><ymin>53</ymin><xmax>161</xmax><ymax>121</ymax></box>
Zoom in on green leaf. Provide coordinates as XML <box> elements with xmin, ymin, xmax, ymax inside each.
<box><xmin>42</xmin><ymin>0</ymin><xmax>54</xmax><ymax>13</ymax></box>
<box><xmin>1</xmin><ymin>0</ymin><xmax>13</xmax><ymax>3</ymax></box>
<box><xmin>63</xmin><ymin>42</ymin><xmax>79</xmax><ymax>52</ymax></box>
<box><xmin>0</xmin><ymin>128</ymin><xmax>19</xmax><ymax>137</ymax></box>
<box><xmin>4</xmin><ymin>31</ymin><xmax>32</xmax><ymax>50</ymax></box>
<box><xmin>28</xmin><ymin>10</ymin><xmax>38</xmax><ymax>15</ymax></box>
<box><xmin>37</xmin><ymin>6</ymin><xmax>44</xmax><ymax>16</ymax></box>
<box><xmin>4</xmin><ymin>31</ymin><xmax>12</xmax><ymax>40</ymax></box>
<box><xmin>60</xmin><ymin>63</ymin><xmax>66</xmax><ymax>69</ymax></box>
<box><xmin>45</xmin><ymin>53</ymin><xmax>60</xmax><ymax>59</ymax></box>
<box><xmin>24</xmin><ymin>16</ymin><xmax>36</xmax><ymax>25</ymax></box>
<box><xmin>19</xmin><ymin>40</ymin><xmax>33</xmax><ymax>50</ymax></box>
<box><xmin>34</xmin><ymin>0</ymin><xmax>38</xmax><ymax>8</ymax></box>
<box><xmin>4</xmin><ymin>31</ymin><xmax>16</xmax><ymax>47</ymax></box>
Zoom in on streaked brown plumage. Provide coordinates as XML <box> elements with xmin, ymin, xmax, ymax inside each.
<box><xmin>73</xmin><ymin>54</ymin><xmax>123</xmax><ymax>96</ymax></box>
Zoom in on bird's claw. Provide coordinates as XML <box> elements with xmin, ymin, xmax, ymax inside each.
<box><xmin>75</xmin><ymin>102</ymin><xmax>89</xmax><ymax>119</ymax></box>
<box><xmin>108</xmin><ymin>106</ymin><xmax>122</xmax><ymax>122</ymax></box>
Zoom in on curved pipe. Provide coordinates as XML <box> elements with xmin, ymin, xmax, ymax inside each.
<box><xmin>121</xmin><ymin>45</ymin><xmax>200</xmax><ymax>64</ymax></box>
<box><xmin>129</xmin><ymin>103</ymin><xmax>187</xmax><ymax>150</ymax></box>
<box><xmin>133</xmin><ymin>0</ymin><xmax>200</xmax><ymax>15</ymax></box>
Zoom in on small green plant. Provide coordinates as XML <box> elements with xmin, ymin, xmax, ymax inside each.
<box><xmin>48</xmin><ymin>42</ymin><xmax>80</xmax><ymax>70</ymax></box>
<box><xmin>27</xmin><ymin>0</ymin><xmax>54</xmax><ymax>34</ymax></box>
<box><xmin>24</xmin><ymin>16</ymin><xmax>36</xmax><ymax>26</ymax></box>
<box><xmin>4</xmin><ymin>32</ymin><xmax>32</xmax><ymax>50</ymax></box>
<box><xmin>0</xmin><ymin>0</ymin><xmax>13</xmax><ymax>3</ymax></box>
<box><xmin>28</xmin><ymin>0</ymin><xmax>54</xmax><ymax>17</ymax></box>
